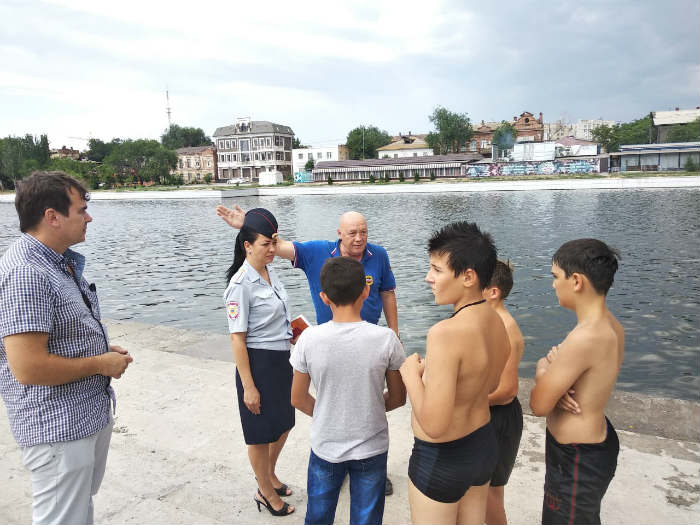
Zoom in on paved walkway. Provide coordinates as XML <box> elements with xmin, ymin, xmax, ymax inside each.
<box><xmin>1</xmin><ymin>321</ymin><xmax>698</xmax><ymax>524</ymax></box>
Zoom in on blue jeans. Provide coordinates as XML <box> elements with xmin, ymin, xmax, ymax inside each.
<box><xmin>305</xmin><ymin>449</ymin><xmax>387</xmax><ymax>525</ymax></box>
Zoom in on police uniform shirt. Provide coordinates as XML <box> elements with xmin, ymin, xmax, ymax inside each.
<box><xmin>223</xmin><ymin>259</ymin><xmax>292</xmax><ymax>351</ymax></box>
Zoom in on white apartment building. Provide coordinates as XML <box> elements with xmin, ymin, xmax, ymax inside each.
<box><xmin>213</xmin><ymin>118</ymin><xmax>294</xmax><ymax>182</ymax></box>
<box><xmin>292</xmin><ymin>145</ymin><xmax>349</xmax><ymax>175</ymax></box>
<box><xmin>544</xmin><ymin>119</ymin><xmax>617</xmax><ymax>141</ymax></box>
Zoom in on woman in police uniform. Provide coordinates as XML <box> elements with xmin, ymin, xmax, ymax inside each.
<box><xmin>224</xmin><ymin>208</ymin><xmax>295</xmax><ymax>517</ymax></box>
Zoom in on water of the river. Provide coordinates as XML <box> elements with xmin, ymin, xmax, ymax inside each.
<box><xmin>1</xmin><ymin>188</ymin><xmax>698</xmax><ymax>400</ymax></box>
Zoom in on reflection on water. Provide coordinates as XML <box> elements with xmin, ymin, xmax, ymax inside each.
<box><xmin>1</xmin><ymin>188</ymin><xmax>698</xmax><ymax>401</ymax></box>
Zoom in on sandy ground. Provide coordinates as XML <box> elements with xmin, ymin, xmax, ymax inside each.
<box><xmin>1</xmin><ymin>321</ymin><xmax>699</xmax><ymax>524</ymax></box>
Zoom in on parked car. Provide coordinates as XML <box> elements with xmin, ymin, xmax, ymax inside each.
<box><xmin>226</xmin><ymin>178</ymin><xmax>247</xmax><ymax>185</ymax></box>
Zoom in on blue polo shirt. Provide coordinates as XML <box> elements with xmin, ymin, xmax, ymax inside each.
<box><xmin>292</xmin><ymin>240</ymin><xmax>396</xmax><ymax>325</ymax></box>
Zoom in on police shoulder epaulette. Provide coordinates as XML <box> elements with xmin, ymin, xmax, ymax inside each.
<box><xmin>233</xmin><ymin>267</ymin><xmax>247</xmax><ymax>284</ymax></box>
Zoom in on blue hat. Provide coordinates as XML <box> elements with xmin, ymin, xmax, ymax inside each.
<box><xmin>243</xmin><ymin>208</ymin><xmax>278</xmax><ymax>238</ymax></box>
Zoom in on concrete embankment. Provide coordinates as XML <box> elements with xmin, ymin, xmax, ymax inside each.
<box><xmin>1</xmin><ymin>175</ymin><xmax>699</xmax><ymax>202</ymax></box>
<box><xmin>1</xmin><ymin>320</ymin><xmax>698</xmax><ymax>524</ymax></box>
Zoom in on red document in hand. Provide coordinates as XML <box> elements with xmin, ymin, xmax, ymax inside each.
<box><xmin>291</xmin><ymin>315</ymin><xmax>311</xmax><ymax>344</ymax></box>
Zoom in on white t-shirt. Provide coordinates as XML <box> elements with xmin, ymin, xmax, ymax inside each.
<box><xmin>290</xmin><ymin>321</ymin><xmax>405</xmax><ymax>463</ymax></box>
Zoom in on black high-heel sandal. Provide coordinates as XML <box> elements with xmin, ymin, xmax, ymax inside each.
<box><xmin>255</xmin><ymin>476</ymin><xmax>293</xmax><ymax>496</ymax></box>
<box><xmin>254</xmin><ymin>490</ymin><xmax>295</xmax><ymax>517</ymax></box>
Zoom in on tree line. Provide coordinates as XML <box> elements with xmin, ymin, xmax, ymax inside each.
<box><xmin>0</xmin><ymin>124</ymin><xmax>212</xmax><ymax>191</ymax></box>
<box><xmin>592</xmin><ymin>115</ymin><xmax>700</xmax><ymax>152</ymax></box>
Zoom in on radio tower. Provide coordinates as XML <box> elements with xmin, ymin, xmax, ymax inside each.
<box><xmin>165</xmin><ymin>89</ymin><xmax>172</xmax><ymax>129</ymax></box>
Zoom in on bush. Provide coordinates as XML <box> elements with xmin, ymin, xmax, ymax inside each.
<box><xmin>398</xmin><ymin>171</ymin><xmax>405</xmax><ymax>182</ymax></box>
<box><xmin>430</xmin><ymin>171</ymin><xmax>436</xmax><ymax>180</ymax></box>
<box><xmin>383</xmin><ymin>173</ymin><xmax>390</xmax><ymax>183</ymax></box>
<box><xmin>369</xmin><ymin>175</ymin><xmax>376</xmax><ymax>183</ymax></box>
<box><xmin>413</xmin><ymin>171</ymin><xmax>420</xmax><ymax>182</ymax></box>
<box><xmin>204</xmin><ymin>174</ymin><xmax>212</xmax><ymax>184</ymax></box>
<box><xmin>327</xmin><ymin>175</ymin><xmax>333</xmax><ymax>185</ymax></box>
<box><xmin>684</xmin><ymin>157</ymin><xmax>698</xmax><ymax>172</ymax></box>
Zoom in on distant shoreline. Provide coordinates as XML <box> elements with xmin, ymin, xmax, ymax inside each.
<box><xmin>1</xmin><ymin>175</ymin><xmax>699</xmax><ymax>202</ymax></box>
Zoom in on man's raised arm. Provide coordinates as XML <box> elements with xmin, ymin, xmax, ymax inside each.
<box><xmin>216</xmin><ymin>204</ymin><xmax>296</xmax><ymax>261</ymax></box>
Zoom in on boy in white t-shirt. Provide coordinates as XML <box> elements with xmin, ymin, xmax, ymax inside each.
<box><xmin>290</xmin><ymin>256</ymin><xmax>406</xmax><ymax>525</ymax></box>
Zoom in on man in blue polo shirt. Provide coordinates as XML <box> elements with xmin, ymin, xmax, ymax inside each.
<box><xmin>216</xmin><ymin>205</ymin><xmax>399</xmax><ymax>494</ymax></box>
<box><xmin>216</xmin><ymin>206</ymin><xmax>398</xmax><ymax>335</ymax></box>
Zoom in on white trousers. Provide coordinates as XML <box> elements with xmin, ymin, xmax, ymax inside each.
<box><xmin>21</xmin><ymin>417</ymin><xmax>113</xmax><ymax>525</ymax></box>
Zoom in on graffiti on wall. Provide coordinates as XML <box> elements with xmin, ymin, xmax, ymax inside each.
<box><xmin>293</xmin><ymin>171</ymin><xmax>314</xmax><ymax>183</ymax></box>
<box><xmin>467</xmin><ymin>158</ymin><xmax>599</xmax><ymax>177</ymax></box>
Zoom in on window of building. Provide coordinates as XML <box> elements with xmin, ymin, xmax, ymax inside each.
<box><xmin>470</xmin><ymin>140</ymin><xmax>477</xmax><ymax>151</ymax></box>
<box><xmin>266</xmin><ymin>137</ymin><xmax>271</xmax><ymax>147</ymax></box>
<box><xmin>225</xmin><ymin>140</ymin><xmax>230</xmax><ymax>149</ymax></box>
<box><xmin>317</xmin><ymin>152</ymin><xmax>322</xmax><ymax>159</ymax></box>
<box><xmin>327</xmin><ymin>152</ymin><xmax>332</xmax><ymax>159</ymax></box>
<box><xmin>240</xmin><ymin>139</ymin><xmax>250</xmax><ymax>152</ymax></box>
<box><xmin>232</xmin><ymin>140</ymin><xmax>237</xmax><ymax>150</ymax></box>
<box><xmin>186</xmin><ymin>159</ymin><xmax>191</xmax><ymax>168</ymax></box>
<box><xmin>178</xmin><ymin>159</ymin><xmax>183</xmax><ymax>168</ymax></box>
<box><xmin>394</xmin><ymin>154</ymin><xmax>398</xmax><ymax>158</ymax></box>
<box><xmin>254</xmin><ymin>152</ymin><xmax>259</xmax><ymax>160</ymax></box>
<box><xmin>207</xmin><ymin>160</ymin><xmax>211</xmax><ymax>167</ymax></box>
<box><xmin>413</xmin><ymin>153</ymin><xmax>417</xmax><ymax>157</ymax></box>
<box><xmin>253</xmin><ymin>138</ymin><xmax>258</xmax><ymax>149</ymax></box>
<box><xmin>268</xmin><ymin>152</ymin><xmax>273</xmax><ymax>160</ymax></box>
<box><xmin>308</xmin><ymin>153</ymin><xmax>313</xmax><ymax>159</ymax></box>
<box><xmin>298</xmin><ymin>153</ymin><xmax>303</xmax><ymax>159</ymax></box>
<box><xmin>241</xmin><ymin>153</ymin><xmax>250</xmax><ymax>162</ymax></box>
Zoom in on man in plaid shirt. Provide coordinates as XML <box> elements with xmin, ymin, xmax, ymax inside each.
<box><xmin>0</xmin><ymin>172</ymin><xmax>133</xmax><ymax>524</ymax></box>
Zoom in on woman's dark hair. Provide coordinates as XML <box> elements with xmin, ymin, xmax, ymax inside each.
<box><xmin>225</xmin><ymin>226</ymin><xmax>260</xmax><ymax>282</ymax></box>
<box><xmin>15</xmin><ymin>171</ymin><xmax>89</xmax><ymax>232</ymax></box>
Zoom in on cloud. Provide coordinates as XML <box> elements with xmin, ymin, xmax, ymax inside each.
<box><xmin>1</xmin><ymin>0</ymin><xmax>698</xmax><ymax>150</ymax></box>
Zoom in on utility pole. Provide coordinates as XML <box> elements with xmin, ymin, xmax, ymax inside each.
<box><xmin>166</xmin><ymin>89</ymin><xmax>172</xmax><ymax>129</ymax></box>
<box><xmin>362</xmin><ymin>126</ymin><xmax>365</xmax><ymax>160</ymax></box>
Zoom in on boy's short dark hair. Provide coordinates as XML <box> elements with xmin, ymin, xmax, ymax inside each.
<box><xmin>553</xmin><ymin>239</ymin><xmax>620</xmax><ymax>295</ymax></box>
<box><xmin>428</xmin><ymin>221</ymin><xmax>497</xmax><ymax>290</ymax></box>
<box><xmin>487</xmin><ymin>260</ymin><xmax>514</xmax><ymax>299</ymax></box>
<box><xmin>15</xmin><ymin>171</ymin><xmax>89</xmax><ymax>233</ymax></box>
<box><xmin>320</xmin><ymin>257</ymin><xmax>367</xmax><ymax>306</ymax></box>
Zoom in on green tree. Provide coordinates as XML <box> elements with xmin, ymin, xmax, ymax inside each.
<box><xmin>160</xmin><ymin>124</ymin><xmax>211</xmax><ymax>150</ymax></box>
<box><xmin>87</xmin><ymin>138</ymin><xmax>122</xmax><ymax>162</ymax></box>
<box><xmin>0</xmin><ymin>134</ymin><xmax>51</xmax><ymax>190</ymax></box>
<box><xmin>103</xmin><ymin>139</ymin><xmax>177</xmax><ymax>185</ymax></box>
<box><xmin>666</xmin><ymin>118</ymin><xmax>700</xmax><ymax>143</ymax></box>
<box><xmin>346</xmin><ymin>126</ymin><xmax>392</xmax><ymax>160</ymax></box>
<box><xmin>293</xmin><ymin>137</ymin><xmax>308</xmax><ymax>148</ymax></box>
<box><xmin>592</xmin><ymin>115</ymin><xmax>656</xmax><ymax>152</ymax></box>
<box><xmin>425</xmin><ymin>106</ymin><xmax>473</xmax><ymax>155</ymax></box>
<box><xmin>305</xmin><ymin>157</ymin><xmax>315</xmax><ymax>171</ymax></box>
<box><xmin>491</xmin><ymin>121</ymin><xmax>518</xmax><ymax>154</ymax></box>
<box><xmin>413</xmin><ymin>171</ymin><xmax>420</xmax><ymax>182</ymax></box>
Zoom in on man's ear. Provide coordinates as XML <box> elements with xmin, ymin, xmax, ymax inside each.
<box><xmin>337</xmin><ymin>228</ymin><xmax>342</xmax><ymax>240</ymax></box>
<box><xmin>320</xmin><ymin>291</ymin><xmax>332</xmax><ymax>306</ymax></box>
<box><xmin>571</xmin><ymin>272</ymin><xmax>585</xmax><ymax>292</ymax></box>
<box><xmin>361</xmin><ymin>284</ymin><xmax>370</xmax><ymax>300</ymax></box>
<box><xmin>484</xmin><ymin>286</ymin><xmax>500</xmax><ymax>301</ymax></box>
<box><xmin>43</xmin><ymin>208</ymin><xmax>60</xmax><ymax>228</ymax></box>
<box><xmin>462</xmin><ymin>268</ymin><xmax>478</xmax><ymax>288</ymax></box>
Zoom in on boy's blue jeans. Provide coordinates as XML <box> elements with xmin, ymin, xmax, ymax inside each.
<box><xmin>304</xmin><ymin>449</ymin><xmax>387</xmax><ymax>525</ymax></box>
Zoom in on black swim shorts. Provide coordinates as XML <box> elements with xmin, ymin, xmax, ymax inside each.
<box><xmin>542</xmin><ymin>417</ymin><xmax>619</xmax><ymax>525</ymax></box>
<box><xmin>490</xmin><ymin>397</ymin><xmax>524</xmax><ymax>487</ymax></box>
<box><xmin>408</xmin><ymin>422</ymin><xmax>499</xmax><ymax>503</ymax></box>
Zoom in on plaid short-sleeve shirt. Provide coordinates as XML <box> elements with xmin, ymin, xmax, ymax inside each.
<box><xmin>0</xmin><ymin>234</ymin><xmax>113</xmax><ymax>447</ymax></box>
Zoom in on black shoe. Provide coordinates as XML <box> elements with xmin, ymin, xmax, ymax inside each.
<box><xmin>254</xmin><ymin>490</ymin><xmax>295</xmax><ymax>516</ymax></box>
<box><xmin>385</xmin><ymin>477</ymin><xmax>393</xmax><ymax>496</ymax></box>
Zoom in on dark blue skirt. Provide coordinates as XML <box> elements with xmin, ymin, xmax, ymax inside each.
<box><xmin>235</xmin><ymin>347</ymin><xmax>295</xmax><ymax>445</ymax></box>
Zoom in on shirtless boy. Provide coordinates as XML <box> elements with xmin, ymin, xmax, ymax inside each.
<box><xmin>482</xmin><ymin>261</ymin><xmax>524</xmax><ymax>525</ymax></box>
<box><xmin>400</xmin><ymin>222</ymin><xmax>509</xmax><ymax>525</ymax></box>
<box><xmin>530</xmin><ymin>239</ymin><xmax>624</xmax><ymax>525</ymax></box>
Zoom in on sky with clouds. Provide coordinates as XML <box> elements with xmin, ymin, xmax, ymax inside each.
<box><xmin>1</xmin><ymin>0</ymin><xmax>698</xmax><ymax>150</ymax></box>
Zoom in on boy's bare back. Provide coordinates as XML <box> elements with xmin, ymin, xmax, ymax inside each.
<box><xmin>547</xmin><ymin>311</ymin><xmax>624</xmax><ymax>444</ymax></box>
<box><xmin>413</xmin><ymin>303</ymin><xmax>509</xmax><ymax>442</ymax></box>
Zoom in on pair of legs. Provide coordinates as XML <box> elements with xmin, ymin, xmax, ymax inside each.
<box><xmin>486</xmin><ymin>485</ymin><xmax>506</xmax><ymax>524</ymax></box>
<box><xmin>22</xmin><ymin>417</ymin><xmax>113</xmax><ymax>525</ymax></box>
<box><xmin>305</xmin><ymin>449</ymin><xmax>387</xmax><ymax>525</ymax></box>
<box><xmin>249</xmin><ymin>430</ymin><xmax>293</xmax><ymax>513</ymax></box>
<box><xmin>408</xmin><ymin>478</ymin><xmax>489</xmax><ymax>525</ymax></box>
